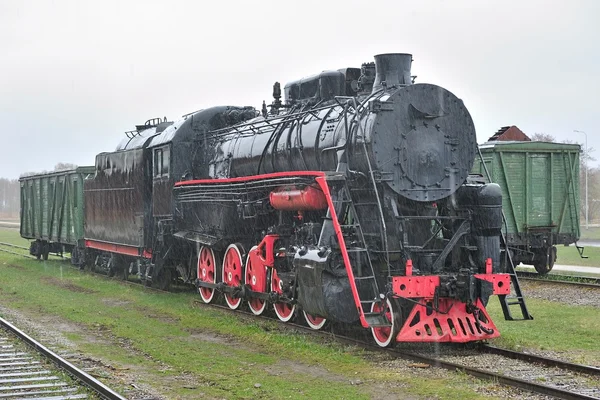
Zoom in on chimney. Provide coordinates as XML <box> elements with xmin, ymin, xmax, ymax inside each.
<box><xmin>372</xmin><ymin>53</ymin><xmax>412</xmax><ymax>92</ymax></box>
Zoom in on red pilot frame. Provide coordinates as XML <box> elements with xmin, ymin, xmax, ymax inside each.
<box><xmin>391</xmin><ymin>258</ymin><xmax>511</xmax><ymax>342</ymax></box>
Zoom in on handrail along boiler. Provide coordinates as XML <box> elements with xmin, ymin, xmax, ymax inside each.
<box><xmin>174</xmin><ymin>53</ymin><xmax>512</xmax><ymax>346</ymax></box>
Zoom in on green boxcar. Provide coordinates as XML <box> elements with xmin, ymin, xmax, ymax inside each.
<box><xmin>473</xmin><ymin>141</ymin><xmax>581</xmax><ymax>274</ymax></box>
<box><xmin>19</xmin><ymin>167</ymin><xmax>95</xmax><ymax>261</ymax></box>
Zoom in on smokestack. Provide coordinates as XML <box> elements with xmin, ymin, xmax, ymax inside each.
<box><xmin>372</xmin><ymin>53</ymin><xmax>412</xmax><ymax>92</ymax></box>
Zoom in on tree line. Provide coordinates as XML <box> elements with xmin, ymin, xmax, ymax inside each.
<box><xmin>0</xmin><ymin>178</ymin><xmax>19</xmax><ymax>218</ymax></box>
<box><xmin>531</xmin><ymin>133</ymin><xmax>598</xmax><ymax>225</ymax></box>
<box><xmin>0</xmin><ymin>151</ymin><xmax>597</xmax><ymax>225</ymax></box>
<box><xmin>0</xmin><ymin>163</ymin><xmax>78</xmax><ymax>219</ymax></box>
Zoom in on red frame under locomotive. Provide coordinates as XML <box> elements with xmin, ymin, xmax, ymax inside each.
<box><xmin>53</xmin><ymin>53</ymin><xmax>523</xmax><ymax>347</ymax></box>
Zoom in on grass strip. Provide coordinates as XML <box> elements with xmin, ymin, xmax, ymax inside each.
<box><xmin>0</xmin><ymin>253</ymin><xmax>497</xmax><ymax>400</ymax></box>
<box><xmin>487</xmin><ymin>297</ymin><xmax>600</xmax><ymax>365</ymax></box>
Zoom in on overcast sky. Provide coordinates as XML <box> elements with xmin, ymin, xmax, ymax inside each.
<box><xmin>1</xmin><ymin>0</ymin><xmax>598</xmax><ymax>179</ymax></box>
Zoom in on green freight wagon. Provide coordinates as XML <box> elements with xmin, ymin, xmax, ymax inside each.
<box><xmin>19</xmin><ymin>167</ymin><xmax>95</xmax><ymax>262</ymax></box>
<box><xmin>473</xmin><ymin>141</ymin><xmax>581</xmax><ymax>274</ymax></box>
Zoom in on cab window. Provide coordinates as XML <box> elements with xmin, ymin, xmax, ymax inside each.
<box><xmin>153</xmin><ymin>146</ymin><xmax>170</xmax><ymax>178</ymax></box>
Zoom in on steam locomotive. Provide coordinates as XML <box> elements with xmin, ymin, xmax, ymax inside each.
<box><xmin>34</xmin><ymin>53</ymin><xmax>516</xmax><ymax>347</ymax></box>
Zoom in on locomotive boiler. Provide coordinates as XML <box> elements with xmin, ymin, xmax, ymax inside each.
<box><xmin>174</xmin><ymin>53</ymin><xmax>513</xmax><ymax>346</ymax></box>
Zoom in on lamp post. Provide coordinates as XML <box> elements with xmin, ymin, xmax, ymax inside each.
<box><xmin>574</xmin><ymin>130</ymin><xmax>588</xmax><ymax>229</ymax></box>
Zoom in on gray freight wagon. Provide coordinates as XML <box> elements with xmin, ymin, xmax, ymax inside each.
<box><xmin>473</xmin><ymin>141</ymin><xmax>581</xmax><ymax>274</ymax></box>
<box><xmin>19</xmin><ymin>167</ymin><xmax>94</xmax><ymax>261</ymax></box>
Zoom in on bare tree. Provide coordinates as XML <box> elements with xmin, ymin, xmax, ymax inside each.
<box><xmin>54</xmin><ymin>162</ymin><xmax>78</xmax><ymax>171</ymax></box>
<box><xmin>530</xmin><ymin>132</ymin><xmax>556</xmax><ymax>142</ymax></box>
<box><xmin>0</xmin><ymin>178</ymin><xmax>20</xmax><ymax>218</ymax></box>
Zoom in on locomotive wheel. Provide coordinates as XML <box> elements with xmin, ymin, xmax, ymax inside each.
<box><xmin>222</xmin><ymin>244</ymin><xmax>244</xmax><ymax>310</ymax></box>
<box><xmin>303</xmin><ymin>311</ymin><xmax>327</xmax><ymax>330</ymax></box>
<box><xmin>197</xmin><ymin>246</ymin><xmax>217</xmax><ymax>304</ymax></box>
<box><xmin>271</xmin><ymin>269</ymin><xmax>295</xmax><ymax>322</ymax></box>
<box><xmin>370</xmin><ymin>298</ymin><xmax>401</xmax><ymax>348</ymax></box>
<box><xmin>245</xmin><ymin>246</ymin><xmax>267</xmax><ymax>315</ymax></box>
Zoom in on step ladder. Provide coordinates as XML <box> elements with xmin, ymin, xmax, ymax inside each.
<box><xmin>320</xmin><ymin>96</ymin><xmax>394</xmax><ymax>327</ymax></box>
<box><xmin>498</xmin><ymin>232</ymin><xmax>533</xmax><ymax>320</ymax></box>
<box><xmin>326</xmin><ymin>177</ymin><xmax>391</xmax><ymax>328</ymax></box>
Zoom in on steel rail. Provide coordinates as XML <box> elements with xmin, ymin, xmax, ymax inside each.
<box><xmin>517</xmin><ymin>271</ymin><xmax>600</xmax><ymax>288</ymax></box>
<box><xmin>0</xmin><ymin>241</ymin><xmax>29</xmax><ymax>250</ymax></box>
<box><xmin>0</xmin><ymin>246</ymin><xmax>37</xmax><ymax>259</ymax></box>
<box><xmin>0</xmin><ymin>317</ymin><xmax>127</xmax><ymax>400</ymax></box>
<box><xmin>388</xmin><ymin>350</ymin><xmax>599</xmax><ymax>400</ymax></box>
<box><xmin>0</xmin><ymin>242</ymin><xmax>36</xmax><ymax>260</ymax></box>
<box><xmin>481</xmin><ymin>344</ymin><xmax>600</xmax><ymax>376</ymax></box>
<box><xmin>0</xmin><ymin>241</ymin><xmax>70</xmax><ymax>261</ymax></box>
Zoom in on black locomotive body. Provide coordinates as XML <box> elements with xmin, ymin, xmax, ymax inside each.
<box><xmin>66</xmin><ymin>53</ymin><xmax>514</xmax><ymax>346</ymax></box>
<box><xmin>171</xmin><ymin>53</ymin><xmax>511</xmax><ymax>345</ymax></box>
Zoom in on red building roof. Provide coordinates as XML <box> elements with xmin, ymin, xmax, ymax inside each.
<box><xmin>488</xmin><ymin>126</ymin><xmax>531</xmax><ymax>142</ymax></box>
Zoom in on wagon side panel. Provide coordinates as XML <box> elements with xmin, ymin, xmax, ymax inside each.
<box><xmin>551</xmin><ymin>149</ymin><xmax>581</xmax><ymax>243</ymax></box>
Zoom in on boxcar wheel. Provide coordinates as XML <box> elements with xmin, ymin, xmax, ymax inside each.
<box><xmin>534</xmin><ymin>246</ymin><xmax>556</xmax><ymax>275</ymax></box>
<box><xmin>42</xmin><ymin>243</ymin><xmax>49</xmax><ymax>261</ymax></box>
<box><xmin>32</xmin><ymin>241</ymin><xmax>42</xmax><ymax>260</ymax></box>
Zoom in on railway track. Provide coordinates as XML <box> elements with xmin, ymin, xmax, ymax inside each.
<box><xmin>0</xmin><ymin>242</ymin><xmax>36</xmax><ymax>259</ymax></box>
<box><xmin>517</xmin><ymin>270</ymin><xmax>600</xmax><ymax>288</ymax></box>
<box><xmin>193</xmin><ymin>301</ymin><xmax>600</xmax><ymax>400</ymax></box>
<box><xmin>0</xmin><ymin>317</ymin><xmax>126</xmax><ymax>399</ymax></box>
<box><xmin>0</xmin><ymin>241</ymin><xmax>68</xmax><ymax>261</ymax></box>
<box><xmin>3</xmin><ymin>244</ymin><xmax>600</xmax><ymax>399</ymax></box>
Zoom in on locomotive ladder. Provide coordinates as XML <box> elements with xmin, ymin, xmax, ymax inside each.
<box><xmin>323</xmin><ymin>96</ymin><xmax>394</xmax><ymax>328</ymax></box>
<box><xmin>498</xmin><ymin>232</ymin><xmax>533</xmax><ymax>321</ymax></box>
<box><xmin>476</xmin><ymin>147</ymin><xmax>533</xmax><ymax>321</ymax></box>
<box><xmin>326</xmin><ymin>176</ymin><xmax>391</xmax><ymax>328</ymax></box>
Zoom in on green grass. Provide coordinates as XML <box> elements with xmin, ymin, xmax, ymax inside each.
<box><xmin>0</xmin><ymin>252</ymin><xmax>501</xmax><ymax>400</ymax></box>
<box><xmin>0</xmin><ymin>227</ymin><xmax>29</xmax><ymax>247</ymax></box>
<box><xmin>579</xmin><ymin>226</ymin><xmax>600</xmax><ymax>240</ymax></box>
<box><xmin>556</xmin><ymin>244</ymin><xmax>599</xmax><ymax>267</ymax></box>
<box><xmin>4</xmin><ymin>226</ymin><xmax>598</xmax><ymax>397</ymax></box>
<box><xmin>487</xmin><ymin>297</ymin><xmax>600</xmax><ymax>365</ymax></box>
